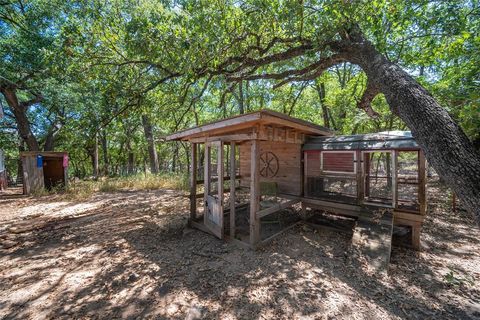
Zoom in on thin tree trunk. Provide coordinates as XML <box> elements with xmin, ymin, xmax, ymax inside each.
<box><xmin>43</xmin><ymin>122</ymin><xmax>63</xmax><ymax>151</ymax></box>
<box><xmin>92</xmin><ymin>134</ymin><xmax>99</xmax><ymax>179</ymax></box>
<box><xmin>142</xmin><ymin>114</ymin><xmax>159</xmax><ymax>174</ymax></box>
<box><xmin>101</xmin><ymin>130</ymin><xmax>108</xmax><ymax>176</ymax></box>
<box><xmin>126</xmin><ymin>141</ymin><xmax>134</xmax><ymax>175</ymax></box>
<box><xmin>238</xmin><ymin>81</ymin><xmax>245</xmax><ymax>114</ymax></box>
<box><xmin>315</xmin><ymin>82</ymin><xmax>330</xmax><ymax>128</ymax></box>
<box><xmin>17</xmin><ymin>141</ymin><xmax>24</xmax><ymax>185</ymax></box>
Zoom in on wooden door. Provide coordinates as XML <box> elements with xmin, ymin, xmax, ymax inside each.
<box><xmin>204</xmin><ymin>141</ymin><xmax>224</xmax><ymax>239</ymax></box>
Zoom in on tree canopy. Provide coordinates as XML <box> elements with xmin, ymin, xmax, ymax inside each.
<box><xmin>1</xmin><ymin>0</ymin><xmax>479</xmax><ymax>215</ymax></box>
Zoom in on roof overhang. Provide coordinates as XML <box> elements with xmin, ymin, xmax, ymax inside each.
<box><xmin>166</xmin><ymin>109</ymin><xmax>333</xmax><ymax>141</ymax></box>
<box><xmin>303</xmin><ymin>131</ymin><xmax>419</xmax><ymax>151</ymax></box>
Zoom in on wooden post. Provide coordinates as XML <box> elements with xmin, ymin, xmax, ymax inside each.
<box><xmin>190</xmin><ymin>143</ymin><xmax>197</xmax><ymax>221</ymax></box>
<box><xmin>217</xmin><ymin>142</ymin><xmax>224</xmax><ymax>235</ymax></box>
<box><xmin>412</xmin><ymin>223</ymin><xmax>421</xmax><ymax>250</ymax></box>
<box><xmin>364</xmin><ymin>153</ymin><xmax>370</xmax><ymax>198</ymax></box>
<box><xmin>230</xmin><ymin>142</ymin><xmax>236</xmax><ymax>239</ymax></box>
<box><xmin>204</xmin><ymin>144</ymin><xmax>211</xmax><ymax>202</ymax></box>
<box><xmin>418</xmin><ymin>150</ymin><xmax>427</xmax><ymax>215</ymax></box>
<box><xmin>300</xmin><ymin>152</ymin><xmax>309</xmax><ymax>197</ymax></box>
<box><xmin>356</xmin><ymin>150</ymin><xmax>364</xmax><ymax>205</ymax></box>
<box><xmin>250</xmin><ymin>139</ymin><xmax>261</xmax><ymax>247</ymax></box>
<box><xmin>392</xmin><ymin>150</ymin><xmax>398</xmax><ymax>208</ymax></box>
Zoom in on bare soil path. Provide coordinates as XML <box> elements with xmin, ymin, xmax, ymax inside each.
<box><xmin>0</xmin><ymin>181</ymin><xmax>479</xmax><ymax>319</ymax></box>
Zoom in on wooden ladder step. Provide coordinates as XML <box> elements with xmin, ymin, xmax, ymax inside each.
<box><xmin>351</xmin><ymin>211</ymin><xmax>394</xmax><ymax>273</ymax></box>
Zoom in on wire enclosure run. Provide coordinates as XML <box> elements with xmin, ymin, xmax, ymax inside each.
<box><xmin>304</xmin><ymin>149</ymin><xmax>422</xmax><ymax>213</ymax></box>
<box><xmin>305</xmin><ymin>151</ymin><xmax>358</xmax><ymax>204</ymax></box>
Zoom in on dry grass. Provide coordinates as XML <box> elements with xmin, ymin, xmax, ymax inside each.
<box><xmin>55</xmin><ymin>174</ymin><xmax>189</xmax><ymax>200</ymax></box>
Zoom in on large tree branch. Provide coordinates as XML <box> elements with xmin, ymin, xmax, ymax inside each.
<box><xmin>19</xmin><ymin>93</ymin><xmax>43</xmax><ymax>108</ymax></box>
<box><xmin>273</xmin><ymin>54</ymin><xmax>348</xmax><ymax>88</ymax></box>
<box><xmin>200</xmin><ymin>42</ymin><xmax>315</xmax><ymax>77</ymax></box>
<box><xmin>226</xmin><ymin>53</ymin><xmax>348</xmax><ymax>87</ymax></box>
<box><xmin>357</xmin><ymin>79</ymin><xmax>380</xmax><ymax>118</ymax></box>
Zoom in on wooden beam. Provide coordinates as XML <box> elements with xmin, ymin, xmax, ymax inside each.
<box><xmin>193</xmin><ymin>186</ymin><xmax>241</xmax><ymax>198</ymax></box>
<box><xmin>411</xmin><ymin>224</ymin><xmax>421</xmax><ymax>250</ymax></box>
<box><xmin>302</xmin><ymin>151</ymin><xmax>307</xmax><ymax>197</ymax></box>
<box><xmin>204</xmin><ymin>144</ymin><xmax>211</xmax><ymax>200</ymax></box>
<box><xmin>418</xmin><ymin>150</ymin><xmax>427</xmax><ymax>215</ymax></box>
<box><xmin>392</xmin><ymin>150</ymin><xmax>398</xmax><ymax>209</ymax></box>
<box><xmin>190</xmin><ymin>143</ymin><xmax>197</xmax><ymax>220</ymax></box>
<box><xmin>217</xmin><ymin>141</ymin><xmax>224</xmax><ymax>237</ymax></box>
<box><xmin>260</xmin><ymin>113</ymin><xmax>332</xmax><ymax>135</ymax></box>
<box><xmin>189</xmin><ymin>133</ymin><xmax>259</xmax><ymax>143</ymax></box>
<box><xmin>196</xmin><ymin>175</ymin><xmax>241</xmax><ymax>184</ymax></box>
<box><xmin>230</xmin><ymin>142</ymin><xmax>236</xmax><ymax>239</ymax></box>
<box><xmin>250</xmin><ymin>139</ymin><xmax>261</xmax><ymax>246</ymax></box>
<box><xmin>257</xmin><ymin>199</ymin><xmax>300</xmax><ymax>219</ymax></box>
<box><xmin>166</xmin><ymin>112</ymin><xmax>262</xmax><ymax>140</ymax></box>
<box><xmin>356</xmin><ymin>150</ymin><xmax>364</xmax><ymax>205</ymax></box>
<box><xmin>303</xmin><ymin>197</ymin><xmax>364</xmax><ymax>213</ymax></box>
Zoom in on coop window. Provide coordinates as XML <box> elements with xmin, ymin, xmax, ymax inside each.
<box><xmin>305</xmin><ymin>150</ymin><xmax>357</xmax><ymax>202</ymax></box>
<box><xmin>397</xmin><ymin>151</ymin><xmax>420</xmax><ymax>211</ymax></box>
<box><xmin>321</xmin><ymin>151</ymin><xmax>356</xmax><ymax>174</ymax></box>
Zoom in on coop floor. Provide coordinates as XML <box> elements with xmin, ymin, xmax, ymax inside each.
<box><xmin>0</xmin><ymin>179</ymin><xmax>479</xmax><ymax>319</ymax></box>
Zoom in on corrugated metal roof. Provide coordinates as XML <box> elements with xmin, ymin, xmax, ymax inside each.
<box><xmin>303</xmin><ymin>131</ymin><xmax>419</xmax><ymax>151</ymax></box>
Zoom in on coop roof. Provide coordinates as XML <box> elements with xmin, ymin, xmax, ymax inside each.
<box><xmin>166</xmin><ymin>109</ymin><xmax>333</xmax><ymax>141</ymax></box>
<box><xmin>303</xmin><ymin>131</ymin><xmax>419</xmax><ymax>151</ymax></box>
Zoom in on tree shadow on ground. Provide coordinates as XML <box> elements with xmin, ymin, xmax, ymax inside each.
<box><xmin>0</xmin><ymin>183</ymin><xmax>478</xmax><ymax>319</ymax></box>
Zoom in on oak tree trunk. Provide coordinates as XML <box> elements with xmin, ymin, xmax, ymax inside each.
<box><xmin>351</xmin><ymin>39</ymin><xmax>480</xmax><ymax>218</ymax></box>
<box><xmin>1</xmin><ymin>87</ymin><xmax>40</xmax><ymax>151</ymax></box>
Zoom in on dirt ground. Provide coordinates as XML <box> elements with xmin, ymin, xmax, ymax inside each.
<box><xmin>0</xmin><ymin>181</ymin><xmax>479</xmax><ymax>320</ymax></box>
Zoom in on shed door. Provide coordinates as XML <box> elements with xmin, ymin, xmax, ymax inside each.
<box><xmin>204</xmin><ymin>141</ymin><xmax>224</xmax><ymax>239</ymax></box>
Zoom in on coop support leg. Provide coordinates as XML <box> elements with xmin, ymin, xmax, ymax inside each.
<box><xmin>250</xmin><ymin>139</ymin><xmax>260</xmax><ymax>247</ymax></box>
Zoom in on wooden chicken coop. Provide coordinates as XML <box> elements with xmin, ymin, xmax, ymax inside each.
<box><xmin>20</xmin><ymin>151</ymin><xmax>69</xmax><ymax>195</ymax></box>
<box><xmin>166</xmin><ymin>110</ymin><xmax>427</xmax><ymax>255</ymax></box>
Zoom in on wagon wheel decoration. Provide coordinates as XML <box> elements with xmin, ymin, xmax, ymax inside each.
<box><xmin>259</xmin><ymin>152</ymin><xmax>279</xmax><ymax>178</ymax></box>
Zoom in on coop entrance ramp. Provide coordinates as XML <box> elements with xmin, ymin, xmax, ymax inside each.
<box><xmin>351</xmin><ymin>211</ymin><xmax>394</xmax><ymax>273</ymax></box>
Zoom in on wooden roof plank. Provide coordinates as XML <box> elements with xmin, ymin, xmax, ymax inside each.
<box><xmin>166</xmin><ymin>109</ymin><xmax>332</xmax><ymax>141</ymax></box>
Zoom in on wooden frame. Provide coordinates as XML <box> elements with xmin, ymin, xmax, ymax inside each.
<box><xmin>169</xmin><ymin>112</ymin><xmax>427</xmax><ymax>253</ymax></box>
<box><xmin>203</xmin><ymin>141</ymin><xmax>224</xmax><ymax>239</ymax></box>
<box><xmin>320</xmin><ymin>150</ymin><xmax>357</xmax><ymax>175</ymax></box>
<box><xmin>250</xmin><ymin>138</ymin><xmax>261</xmax><ymax>246</ymax></box>
<box><xmin>230</xmin><ymin>142</ymin><xmax>236</xmax><ymax>239</ymax></box>
<box><xmin>362</xmin><ymin>150</ymin><xmax>395</xmax><ymax>208</ymax></box>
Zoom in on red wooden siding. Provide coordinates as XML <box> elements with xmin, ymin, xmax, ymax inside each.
<box><xmin>322</xmin><ymin>152</ymin><xmax>355</xmax><ymax>173</ymax></box>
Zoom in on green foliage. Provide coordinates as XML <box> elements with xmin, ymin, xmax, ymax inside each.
<box><xmin>1</xmin><ymin>0</ymin><xmax>478</xmax><ymax>184</ymax></box>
